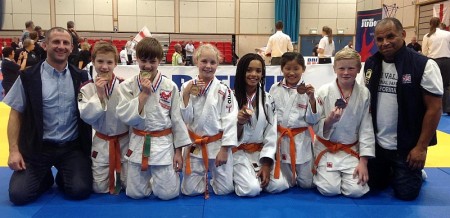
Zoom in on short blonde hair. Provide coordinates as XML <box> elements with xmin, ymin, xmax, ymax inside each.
<box><xmin>80</xmin><ymin>42</ymin><xmax>90</xmax><ymax>51</ymax></box>
<box><xmin>334</xmin><ymin>48</ymin><xmax>361</xmax><ymax>69</ymax></box>
<box><xmin>194</xmin><ymin>43</ymin><xmax>222</xmax><ymax>64</ymax></box>
<box><xmin>92</xmin><ymin>41</ymin><xmax>118</xmax><ymax>63</ymax></box>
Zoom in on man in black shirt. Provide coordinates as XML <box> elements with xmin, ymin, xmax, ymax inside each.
<box><xmin>406</xmin><ymin>36</ymin><xmax>422</xmax><ymax>53</ymax></box>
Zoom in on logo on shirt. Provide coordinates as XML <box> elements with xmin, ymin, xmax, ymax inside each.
<box><xmin>402</xmin><ymin>74</ymin><xmax>412</xmax><ymax>84</ymax></box>
<box><xmin>327</xmin><ymin>162</ymin><xmax>333</xmax><ymax>168</ymax></box>
<box><xmin>365</xmin><ymin>69</ymin><xmax>372</xmax><ymax>85</ymax></box>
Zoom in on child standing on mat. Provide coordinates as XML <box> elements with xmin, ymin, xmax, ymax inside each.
<box><xmin>116</xmin><ymin>37</ymin><xmax>191</xmax><ymax>200</ymax></box>
<box><xmin>232</xmin><ymin>53</ymin><xmax>289</xmax><ymax>197</ymax></box>
<box><xmin>78</xmin><ymin>41</ymin><xmax>129</xmax><ymax>194</ymax></box>
<box><xmin>180</xmin><ymin>44</ymin><xmax>238</xmax><ymax>199</ymax></box>
<box><xmin>269</xmin><ymin>52</ymin><xmax>319</xmax><ymax>189</ymax></box>
<box><xmin>312</xmin><ymin>48</ymin><xmax>375</xmax><ymax>197</ymax></box>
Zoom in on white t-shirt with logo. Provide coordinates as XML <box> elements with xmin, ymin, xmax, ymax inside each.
<box><xmin>376</xmin><ymin>60</ymin><xmax>443</xmax><ymax>150</ymax></box>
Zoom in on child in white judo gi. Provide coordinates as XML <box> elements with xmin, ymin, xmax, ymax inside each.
<box><xmin>269</xmin><ymin>52</ymin><xmax>319</xmax><ymax>189</ymax></box>
<box><xmin>232</xmin><ymin>53</ymin><xmax>289</xmax><ymax>197</ymax></box>
<box><xmin>78</xmin><ymin>41</ymin><xmax>129</xmax><ymax>194</ymax></box>
<box><xmin>180</xmin><ymin>44</ymin><xmax>238</xmax><ymax>199</ymax></box>
<box><xmin>116</xmin><ymin>37</ymin><xmax>191</xmax><ymax>200</ymax></box>
<box><xmin>312</xmin><ymin>48</ymin><xmax>375</xmax><ymax>197</ymax></box>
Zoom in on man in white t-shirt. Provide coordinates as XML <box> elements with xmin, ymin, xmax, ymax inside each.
<box><xmin>125</xmin><ymin>36</ymin><xmax>135</xmax><ymax>65</ymax></box>
<box><xmin>119</xmin><ymin>46</ymin><xmax>128</xmax><ymax>65</ymax></box>
<box><xmin>184</xmin><ymin>41</ymin><xmax>194</xmax><ymax>66</ymax></box>
<box><xmin>364</xmin><ymin>18</ymin><xmax>443</xmax><ymax>201</ymax></box>
<box><xmin>265</xmin><ymin>21</ymin><xmax>293</xmax><ymax>65</ymax></box>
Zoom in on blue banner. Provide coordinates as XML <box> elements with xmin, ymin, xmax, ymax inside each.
<box><xmin>355</xmin><ymin>9</ymin><xmax>382</xmax><ymax>62</ymax></box>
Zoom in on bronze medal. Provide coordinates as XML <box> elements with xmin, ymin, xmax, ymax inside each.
<box><xmin>297</xmin><ymin>82</ymin><xmax>307</xmax><ymax>94</ymax></box>
<box><xmin>245</xmin><ymin>108</ymin><xmax>253</xmax><ymax>116</ymax></box>
<box><xmin>335</xmin><ymin>98</ymin><xmax>347</xmax><ymax>109</ymax></box>
<box><xmin>190</xmin><ymin>84</ymin><xmax>200</xmax><ymax>95</ymax></box>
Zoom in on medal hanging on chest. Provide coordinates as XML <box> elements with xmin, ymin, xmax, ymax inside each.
<box><xmin>190</xmin><ymin>80</ymin><xmax>200</xmax><ymax>96</ymax></box>
<box><xmin>297</xmin><ymin>81</ymin><xmax>307</xmax><ymax>94</ymax></box>
<box><xmin>335</xmin><ymin>80</ymin><xmax>352</xmax><ymax>109</ymax></box>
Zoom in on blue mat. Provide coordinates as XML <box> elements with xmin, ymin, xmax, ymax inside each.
<box><xmin>1</xmin><ymin>167</ymin><xmax>450</xmax><ymax>218</ymax></box>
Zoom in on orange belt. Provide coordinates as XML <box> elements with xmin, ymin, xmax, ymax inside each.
<box><xmin>313</xmin><ymin>136</ymin><xmax>359</xmax><ymax>175</ymax></box>
<box><xmin>133</xmin><ymin>128</ymin><xmax>172</xmax><ymax>171</ymax></box>
<box><xmin>232</xmin><ymin>143</ymin><xmax>263</xmax><ymax>153</ymax></box>
<box><xmin>276</xmin><ymin>125</ymin><xmax>309</xmax><ymax>183</ymax></box>
<box><xmin>95</xmin><ymin>131</ymin><xmax>128</xmax><ymax>194</ymax></box>
<box><xmin>186</xmin><ymin>130</ymin><xmax>223</xmax><ymax>199</ymax></box>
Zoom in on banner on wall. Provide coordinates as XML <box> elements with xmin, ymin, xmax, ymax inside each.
<box><xmin>355</xmin><ymin>9</ymin><xmax>383</xmax><ymax>62</ymax></box>
<box><xmin>433</xmin><ymin>1</ymin><xmax>450</xmax><ymax>28</ymax></box>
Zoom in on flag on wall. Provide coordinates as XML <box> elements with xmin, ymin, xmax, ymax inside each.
<box><xmin>433</xmin><ymin>2</ymin><xmax>450</xmax><ymax>27</ymax></box>
<box><xmin>355</xmin><ymin>9</ymin><xmax>383</xmax><ymax>62</ymax></box>
<box><xmin>133</xmin><ymin>26</ymin><xmax>152</xmax><ymax>43</ymax></box>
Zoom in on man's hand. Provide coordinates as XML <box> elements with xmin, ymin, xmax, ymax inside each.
<box><xmin>407</xmin><ymin>146</ymin><xmax>427</xmax><ymax>170</ymax></box>
<box><xmin>8</xmin><ymin>150</ymin><xmax>26</xmax><ymax>171</ymax></box>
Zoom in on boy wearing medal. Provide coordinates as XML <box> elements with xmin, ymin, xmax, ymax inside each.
<box><xmin>78</xmin><ymin>42</ymin><xmax>129</xmax><ymax>195</ymax></box>
<box><xmin>116</xmin><ymin>37</ymin><xmax>191</xmax><ymax>200</ymax></box>
<box><xmin>312</xmin><ymin>48</ymin><xmax>375</xmax><ymax>197</ymax></box>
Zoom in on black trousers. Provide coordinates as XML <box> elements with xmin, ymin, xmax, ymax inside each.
<box><xmin>434</xmin><ymin>57</ymin><xmax>450</xmax><ymax>113</ymax></box>
<box><xmin>9</xmin><ymin>141</ymin><xmax>92</xmax><ymax>205</ymax></box>
<box><xmin>368</xmin><ymin>146</ymin><xmax>423</xmax><ymax>201</ymax></box>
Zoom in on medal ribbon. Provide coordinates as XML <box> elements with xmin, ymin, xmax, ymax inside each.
<box><xmin>246</xmin><ymin>92</ymin><xmax>256</xmax><ymax>109</ymax></box>
<box><xmin>336</xmin><ymin>79</ymin><xmax>352</xmax><ymax>104</ymax></box>
<box><xmin>281</xmin><ymin>79</ymin><xmax>303</xmax><ymax>90</ymax></box>
<box><xmin>200</xmin><ymin>79</ymin><xmax>213</xmax><ymax>96</ymax></box>
<box><xmin>137</xmin><ymin>72</ymin><xmax>162</xmax><ymax>93</ymax></box>
<box><xmin>104</xmin><ymin>74</ymin><xmax>116</xmax><ymax>97</ymax></box>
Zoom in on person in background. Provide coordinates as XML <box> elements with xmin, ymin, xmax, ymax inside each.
<box><xmin>266</xmin><ymin>21</ymin><xmax>294</xmax><ymax>65</ymax></box>
<box><xmin>125</xmin><ymin>36</ymin><xmax>135</xmax><ymax>65</ymax></box>
<box><xmin>29</xmin><ymin>31</ymin><xmax>46</xmax><ymax>61</ymax></box>
<box><xmin>318</xmin><ymin>26</ymin><xmax>335</xmax><ymax>57</ymax></box>
<box><xmin>78</xmin><ymin>42</ymin><xmax>91</xmax><ymax>70</ymax></box>
<box><xmin>119</xmin><ymin>46</ymin><xmax>128</xmax><ymax>65</ymax></box>
<box><xmin>34</xmin><ymin>26</ymin><xmax>45</xmax><ymax>42</ymax></box>
<box><xmin>344</xmin><ymin>41</ymin><xmax>353</xmax><ymax>49</ymax></box>
<box><xmin>422</xmin><ymin>17</ymin><xmax>450</xmax><ymax>115</ymax></box>
<box><xmin>15</xmin><ymin>38</ymin><xmax>38</xmax><ymax>68</ymax></box>
<box><xmin>1</xmin><ymin>47</ymin><xmax>27</xmax><ymax>95</ymax></box>
<box><xmin>172</xmin><ymin>43</ymin><xmax>185</xmax><ymax>66</ymax></box>
<box><xmin>67</xmin><ymin>21</ymin><xmax>80</xmax><ymax>66</ymax></box>
<box><xmin>185</xmin><ymin>40</ymin><xmax>195</xmax><ymax>66</ymax></box>
<box><xmin>21</xmin><ymin>21</ymin><xmax>35</xmax><ymax>42</ymax></box>
<box><xmin>406</xmin><ymin>36</ymin><xmax>422</xmax><ymax>53</ymax></box>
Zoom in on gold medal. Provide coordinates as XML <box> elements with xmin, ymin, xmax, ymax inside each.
<box><xmin>297</xmin><ymin>82</ymin><xmax>307</xmax><ymax>94</ymax></box>
<box><xmin>140</xmin><ymin>70</ymin><xmax>151</xmax><ymax>79</ymax></box>
<box><xmin>190</xmin><ymin>84</ymin><xmax>200</xmax><ymax>95</ymax></box>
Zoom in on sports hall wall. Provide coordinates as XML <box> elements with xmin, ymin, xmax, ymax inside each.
<box><xmin>0</xmin><ymin>0</ymin><xmax>440</xmax><ymax>56</ymax></box>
